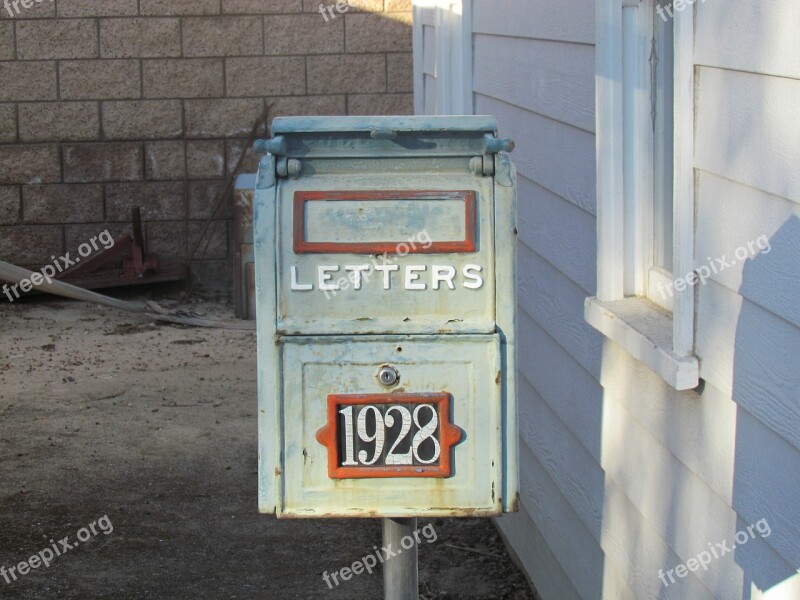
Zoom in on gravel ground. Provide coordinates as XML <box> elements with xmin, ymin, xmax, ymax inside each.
<box><xmin>0</xmin><ymin>295</ymin><xmax>535</xmax><ymax>600</ymax></box>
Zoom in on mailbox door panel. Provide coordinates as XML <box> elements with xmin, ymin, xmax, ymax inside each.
<box><xmin>276</xmin><ymin>173</ymin><xmax>496</xmax><ymax>335</ymax></box>
<box><xmin>278</xmin><ymin>335</ymin><xmax>503</xmax><ymax>518</ymax></box>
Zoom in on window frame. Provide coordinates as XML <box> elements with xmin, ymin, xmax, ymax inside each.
<box><xmin>412</xmin><ymin>0</ymin><xmax>473</xmax><ymax>116</ymax></box>
<box><xmin>586</xmin><ymin>0</ymin><xmax>698</xmax><ymax>390</ymax></box>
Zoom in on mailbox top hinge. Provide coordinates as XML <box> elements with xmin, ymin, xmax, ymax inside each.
<box><xmin>253</xmin><ymin>136</ymin><xmax>286</xmax><ymax>156</ymax></box>
<box><xmin>472</xmin><ymin>135</ymin><xmax>515</xmax><ymax>177</ymax></box>
<box><xmin>483</xmin><ymin>134</ymin><xmax>515</xmax><ymax>154</ymax></box>
<box><xmin>276</xmin><ymin>157</ymin><xmax>302</xmax><ymax>178</ymax></box>
<box><xmin>470</xmin><ymin>155</ymin><xmax>494</xmax><ymax>177</ymax></box>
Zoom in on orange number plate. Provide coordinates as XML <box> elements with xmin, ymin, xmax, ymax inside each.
<box><xmin>316</xmin><ymin>393</ymin><xmax>463</xmax><ymax>479</ymax></box>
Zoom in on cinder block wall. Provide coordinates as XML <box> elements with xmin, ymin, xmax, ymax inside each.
<box><xmin>0</xmin><ymin>0</ymin><xmax>412</xmax><ymax>293</ymax></box>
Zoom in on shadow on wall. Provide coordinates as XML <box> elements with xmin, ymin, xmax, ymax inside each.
<box><xmin>732</xmin><ymin>215</ymin><xmax>800</xmax><ymax>599</ymax></box>
<box><xmin>0</xmin><ymin>3</ymin><xmax>413</xmax><ymax>297</ymax></box>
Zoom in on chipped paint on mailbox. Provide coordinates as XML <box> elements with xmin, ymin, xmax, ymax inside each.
<box><xmin>253</xmin><ymin>116</ymin><xmax>518</xmax><ymax>518</ymax></box>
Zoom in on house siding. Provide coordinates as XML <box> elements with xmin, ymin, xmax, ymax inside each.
<box><xmin>415</xmin><ymin>0</ymin><xmax>800</xmax><ymax>598</ymax></box>
<box><xmin>693</xmin><ymin>1</ymin><xmax>800</xmax><ymax>592</ymax></box>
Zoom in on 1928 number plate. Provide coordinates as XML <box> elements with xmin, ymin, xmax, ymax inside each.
<box><xmin>316</xmin><ymin>393</ymin><xmax>463</xmax><ymax>479</ymax></box>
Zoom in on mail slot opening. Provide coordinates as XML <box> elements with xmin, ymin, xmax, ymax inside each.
<box><xmin>294</xmin><ymin>190</ymin><xmax>477</xmax><ymax>254</ymax></box>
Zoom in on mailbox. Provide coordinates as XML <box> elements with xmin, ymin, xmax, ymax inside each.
<box><xmin>254</xmin><ymin>116</ymin><xmax>517</xmax><ymax>518</ymax></box>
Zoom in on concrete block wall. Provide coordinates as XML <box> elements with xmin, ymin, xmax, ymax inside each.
<box><xmin>0</xmin><ymin>0</ymin><xmax>412</xmax><ymax>293</ymax></box>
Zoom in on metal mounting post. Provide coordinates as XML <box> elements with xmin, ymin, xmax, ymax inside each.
<box><xmin>382</xmin><ymin>517</ymin><xmax>419</xmax><ymax>600</ymax></box>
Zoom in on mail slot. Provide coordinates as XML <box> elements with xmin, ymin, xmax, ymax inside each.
<box><xmin>253</xmin><ymin>116</ymin><xmax>518</xmax><ymax>518</ymax></box>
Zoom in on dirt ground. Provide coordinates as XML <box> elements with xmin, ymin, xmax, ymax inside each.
<box><xmin>0</xmin><ymin>293</ymin><xmax>534</xmax><ymax>600</ymax></box>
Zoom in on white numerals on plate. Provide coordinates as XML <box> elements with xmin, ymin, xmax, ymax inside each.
<box><xmin>412</xmin><ymin>404</ymin><xmax>440</xmax><ymax>464</ymax></box>
<box><xmin>385</xmin><ymin>406</ymin><xmax>413</xmax><ymax>465</ymax></box>
<box><xmin>339</xmin><ymin>405</ymin><xmax>358</xmax><ymax>466</ymax></box>
<box><xmin>339</xmin><ymin>403</ymin><xmax>440</xmax><ymax>467</ymax></box>
<box><xmin>356</xmin><ymin>405</ymin><xmax>385</xmax><ymax>465</ymax></box>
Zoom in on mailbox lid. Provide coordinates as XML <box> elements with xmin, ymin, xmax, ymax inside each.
<box><xmin>276</xmin><ymin>335</ymin><xmax>504</xmax><ymax>518</ymax></box>
<box><xmin>271</xmin><ymin>115</ymin><xmax>498</xmax><ymax>159</ymax></box>
<box><xmin>277</xmin><ymin>173</ymin><xmax>496</xmax><ymax>335</ymax></box>
<box><xmin>271</xmin><ymin>115</ymin><xmax>498</xmax><ymax>135</ymax></box>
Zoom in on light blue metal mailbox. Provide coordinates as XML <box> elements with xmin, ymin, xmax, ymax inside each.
<box><xmin>253</xmin><ymin>116</ymin><xmax>517</xmax><ymax>518</ymax></box>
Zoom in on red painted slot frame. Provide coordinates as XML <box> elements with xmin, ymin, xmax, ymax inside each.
<box><xmin>315</xmin><ymin>392</ymin><xmax>463</xmax><ymax>479</ymax></box>
<box><xmin>293</xmin><ymin>190</ymin><xmax>477</xmax><ymax>254</ymax></box>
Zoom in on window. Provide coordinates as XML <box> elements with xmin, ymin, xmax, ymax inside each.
<box><xmin>652</xmin><ymin>1</ymin><xmax>675</xmax><ymax>275</ymax></box>
<box><xmin>586</xmin><ymin>0</ymin><xmax>699</xmax><ymax>390</ymax></box>
<box><xmin>620</xmin><ymin>0</ymin><xmax>675</xmax><ymax>307</ymax></box>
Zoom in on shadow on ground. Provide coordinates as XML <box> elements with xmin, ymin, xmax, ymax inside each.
<box><xmin>0</xmin><ymin>298</ymin><xmax>533</xmax><ymax>600</ymax></box>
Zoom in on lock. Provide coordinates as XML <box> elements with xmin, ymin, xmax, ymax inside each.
<box><xmin>377</xmin><ymin>365</ymin><xmax>399</xmax><ymax>387</ymax></box>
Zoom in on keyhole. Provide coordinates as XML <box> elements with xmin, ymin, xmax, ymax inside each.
<box><xmin>377</xmin><ymin>366</ymin><xmax>399</xmax><ymax>387</ymax></box>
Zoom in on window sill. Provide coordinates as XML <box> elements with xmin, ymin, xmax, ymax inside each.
<box><xmin>584</xmin><ymin>296</ymin><xmax>699</xmax><ymax>390</ymax></box>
